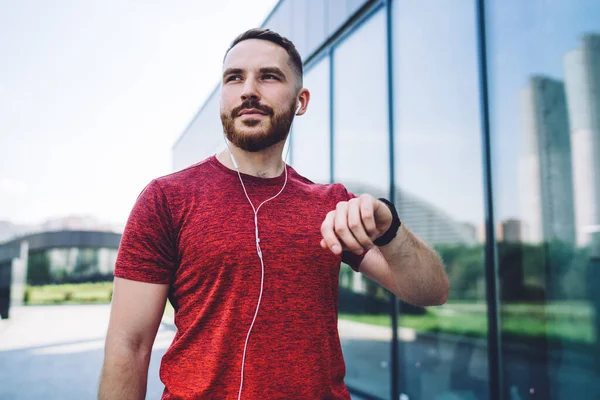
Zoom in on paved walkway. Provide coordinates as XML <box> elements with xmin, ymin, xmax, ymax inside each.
<box><xmin>0</xmin><ymin>305</ymin><xmax>372</xmax><ymax>400</ymax></box>
<box><xmin>5</xmin><ymin>305</ymin><xmax>599</xmax><ymax>399</ymax></box>
<box><xmin>0</xmin><ymin>305</ymin><xmax>174</xmax><ymax>400</ymax></box>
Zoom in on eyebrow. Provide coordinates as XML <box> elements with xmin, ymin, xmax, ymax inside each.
<box><xmin>222</xmin><ymin>68</ymin><xmax>243</xmax><ymax>78</ymax></box>
<box><xmin>222</xmin><ymin>67</ymin><xmax>287</xmax><ymax>80</ymax></box>
<box><xmin>259</xmin><ymin>67</ymin><xmax>286</xmax><ymax>79</ymax></box>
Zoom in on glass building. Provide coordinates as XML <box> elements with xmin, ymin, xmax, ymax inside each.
<box><xmin>172</xmin><ymin>1</ymin><xmax>600</xmax><ymax>399</ymax></box>
<box><xmin>0</xmin><ymin>230</ymin><xmax>121</xmax><ymax>286</ymax></box>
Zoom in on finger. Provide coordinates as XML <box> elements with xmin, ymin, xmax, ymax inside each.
<box><xmin>321</xmin><ymin>210</ymin><xmax>342</xmax><ymax>254</ymax></box>
<box><xmin>334</xmin><ymin>201</ymin><xmax>362</xmax><ymax>254</ymax></box>
<box><xmin>348</xmin><ymin>198</ymin><xmax>374</xmax><ymax>251</ymax></box>
<box><xmin>360</xmin><ymin>195</ymin><xmax>379</xmax><ymax>240</ymax></box>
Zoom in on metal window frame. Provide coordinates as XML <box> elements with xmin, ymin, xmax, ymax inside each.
<box><xmin>476</xmin><ymin>0</ymin><xmax>504</xmax><ymax>398</ymax></box>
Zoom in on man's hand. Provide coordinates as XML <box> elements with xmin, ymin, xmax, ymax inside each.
<box><xmin>320</xmin><ymin>194</ymin><xmax>393</xmax><ymax>256</ymax></box>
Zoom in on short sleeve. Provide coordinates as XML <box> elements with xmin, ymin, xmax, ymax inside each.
<box><xmin>338</xmin><ymin>185</ymin><xmax>367</xmax><ymax>273</ymax></box>
<box><xmin>114</xmin><ymin>179</ymin><xmax>178</xmax><ymax>284</ymax></box>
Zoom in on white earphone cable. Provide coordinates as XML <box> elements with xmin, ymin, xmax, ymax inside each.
<box><xmin>223</xmin><ymin>106</ymin><xmax>296</xmax><ymax>400</ymax></box>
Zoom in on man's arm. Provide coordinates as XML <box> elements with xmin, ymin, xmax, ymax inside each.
<box><xmin>98</xmin><ymin>277</ymin><xmax>169</xmax><ymax>400</ymax></box>
<box><xmin>357</xmin><ymin>225</ymin><xmax>449</xmax><ymax>306</ymax></box>
<box><xmin>320</xmin><ymin>194</ymin><xmax>449</xmax><ymax>306</ymax></box>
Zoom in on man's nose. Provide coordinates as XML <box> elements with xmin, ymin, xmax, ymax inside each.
<box><xmin>241</xmin><ymin>78</ymin><xmax>260</xmax><ymax>102</ymax></box>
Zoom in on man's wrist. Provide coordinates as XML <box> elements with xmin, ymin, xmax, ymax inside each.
<box><xmin>373</xmin><ymin>198</ymin><xmax>401</xmax><ymax>247</ymax></box>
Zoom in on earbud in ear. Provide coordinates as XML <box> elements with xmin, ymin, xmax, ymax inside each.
<box><xmin>296</xmin><ymin>103</ymin><xmax>301</xmax><ymax>115</ymax></box>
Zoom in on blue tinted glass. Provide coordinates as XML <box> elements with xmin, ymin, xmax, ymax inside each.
<box><xmin>327</xmin><ymin>1</ymin><xmax>348</xmax><ymax>37</ymax></box>
<box><xmin>487</xmin><ymin>0</ymin><xmax>600</xmax><ymax>397</ymax></box>
<box><xmin>305</xmin><ymin>0</ymin><xmax>327</xmax><ymax>56</ymax></box>
<box><xmin>291</xmin><ymin>56</ymin><xmax>330</xmax><ymax>183</ymax></box>
<box><xmin>393</xmin><ymin>0</ymin><xmax>489</xmax><ymax>398</ymax></box>
<box><xmin>334</xmin><ymin>10</ymin><xmax>389</xmax><ymax>198</ymax></box>
<box><xmin>333</xmin><ymin>9</ymin><xmax>391</xmax><ymax>399</ymax></box>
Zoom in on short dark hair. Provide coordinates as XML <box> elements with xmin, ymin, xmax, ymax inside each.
<box><xmin>224</xmin><ymin>28</ymin><xmax>303</xmax><ymax>89</ymax></box>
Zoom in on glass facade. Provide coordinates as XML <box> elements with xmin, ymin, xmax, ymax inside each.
<box><xmin>172</xmin><ymin>0</ymin><xmax>600</xmax><ymax>398</ymax></box>
<box><xmin>291</xmin><ymin>55</ymin><xmax>331</xmax><ymax>183</ymax></box>
<box><xmin>393</xmin><ymin>1</ymin><xmax>489</xmax><ymax>398</ymax></box>
<box><xmin>333</xmin><ymin>9</ymin><xmax>389</xmax><ymax>198</ymax></box>
<box><xmin>333</xmin><ymin>9</ymin><xmax>391</xmax><ymax>398</ymax></box>
<box><xmin>486</xmin><ymin>0</ymin><xmax>600</xmax><ymax>398</ymax></box>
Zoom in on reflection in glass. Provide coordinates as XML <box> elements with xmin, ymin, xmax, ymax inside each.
<box><xmin>333</xmin><ymin>9</ymin><xmax>390</xmax><ymax>398</ymax></box>
<box><xmin>334</xmin><ymin>10</ymin><xmax>389</xmax><ymax>198</ymax></box>
<box><xmin>393</xmin><ymin>0</ymin><xmax>489</xmax><ymax>398</ymax></box>
<box><xmin>291</xmin><ymin>56</ymin><xmax>331</xmax><ymax>184</ymax></box>
<box><xmin>487</xmin><ymin>0</ymin><xmax>600</xmax><ymax>397</ymax></box>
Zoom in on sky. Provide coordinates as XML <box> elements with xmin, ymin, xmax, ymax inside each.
<box><xmin>0</xmin><ymin>0</ymin><xmax>278</xmax><ymax>227</ymax></box>
<box><xmin>1</xmin><ymin>0</ymin><xmax>598</xmax><ymax>233</ymax></box>
<box><xmin>486</xmin><ymin>0</ymin><xmax>600</xmax><ymax>222</ymax></box>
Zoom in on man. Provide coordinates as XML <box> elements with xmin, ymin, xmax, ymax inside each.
<box><xmin>99</xmin><ymin>28</ymin><xmax>449</xmax><ymax>399</ymax></box>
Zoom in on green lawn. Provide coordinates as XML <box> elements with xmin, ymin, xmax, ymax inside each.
<box><xmin>24</xmin><ymin>282</ymin><xmax>113</xmax><ymax>305</ymax></box>
<box><xmin>340</xmin><ymin>301</ymin><xmax>595</xmax><ymax>346</ymax></box>
<box><xmin>24</xmin><ymin>284</ymin><xmax>596</xmax><ymax>346</ymax></box>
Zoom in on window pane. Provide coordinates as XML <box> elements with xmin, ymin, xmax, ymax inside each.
<box><xmin>333</xmin><ymin>9</ymin><xmax>390</xmax><ymax>398</ymax></box>
<box><xmin>306</xmin><ymin>0</ymin><xmax>327</xmax><ymax>56</ymax></box>
<box><xmin>172</xmin><ymin>89</ymin><xmax>222</xmax><ymax>172</ymax></box>
<box><xmin>291</xmin><ymin>56</ymin><xmax>330</xmax><ymax>183</ymax></box>
<box><xmin>291</xmin><ymin>0</ymin><xmax>308</xmax><ymax>59</ymax></box>
<box><xmin>487</xmin><ymin>0</ymin><xmax>600</xmax><ymax>397</ymax></box>
<box><xmin>334</xmin><ymin>10</ymin><xmax>389</xmax><ymax>198</ymax></box>
<box><xmin>327</xmin><ymin>1</ymin><xmax>348</xmax><ymax>37</ymax></box>
<box><xmin>393</xmin><ymin>0</ymin><xmax>489</xmax><ymax>398</ymax></box>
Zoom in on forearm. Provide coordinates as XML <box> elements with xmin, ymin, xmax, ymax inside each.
<box><xmin>379</xmin><ymin>224</ymin><xmax>449</xmax><ymax>306</ymax></box>
<box><xmin>98</xmin><ymin>341</ymin><xmax>152</xmax><ymax>400</ymax></box>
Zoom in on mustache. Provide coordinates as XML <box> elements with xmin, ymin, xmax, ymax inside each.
<box><xmin>232</xmin><ymin>100</ymin><xmax>274</xmax><ymax>118</ymax></box>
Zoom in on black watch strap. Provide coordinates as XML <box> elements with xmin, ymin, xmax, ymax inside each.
<box><xmin>373</xmin><ymin>198</ymin><xmax>401</xmax><ymax>247</ymax></box>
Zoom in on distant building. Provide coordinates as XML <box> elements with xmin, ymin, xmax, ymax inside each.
<box><xmin>498</xmin><ymin>219</ymin><xmax>523</xmax><ymax>242</ymax></box>
<box><xmin>564</xmin><ymin>34</ymin><xmax>600</xmax><ymax>247</ymax></box>
<box><xmin>0</xmin><ymin>230</ymin><xmax>121</xmax><ymax>289</ymax></box>
<box><xmin>0</xmin><ymin>229</ymin><xmax>121</xmax><ymax>319</ymax></box>
<box><xmin>518</xmin><ymin>76</ymin><xmax>576</xmax><ymax>244</ymax></box>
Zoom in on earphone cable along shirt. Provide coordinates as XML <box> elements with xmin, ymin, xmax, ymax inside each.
<box><xmin>114</xmin><ymin>155</ymin><xmax>364</xmax><ymax>399</ymax></box>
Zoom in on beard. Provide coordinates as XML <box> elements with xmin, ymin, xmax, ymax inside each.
<box><xmin>221</xmin><ymin>99</ymin><xmax>296</xmax><ymax>152</ymax></box>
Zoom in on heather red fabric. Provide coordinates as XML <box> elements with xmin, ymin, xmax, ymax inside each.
<box><xmin>114</xmin><ymin>155</ymin><xmax>365</xmax><ymax>399</ymax></box>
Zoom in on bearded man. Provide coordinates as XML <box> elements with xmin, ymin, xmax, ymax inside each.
<box><xmin>99</xmin><ymin>28</ymin><xmax>449</xmax><ymax>400</ymax></box>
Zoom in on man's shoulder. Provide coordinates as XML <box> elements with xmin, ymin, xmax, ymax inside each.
<box><xmin>152</xmin><ymin>156</ymin><xmax>216</xmax><ymax>191</ymax></box>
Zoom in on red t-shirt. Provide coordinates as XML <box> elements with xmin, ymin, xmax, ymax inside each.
<box><xmin>114</xmin><ymin>155</ymin><xmax>365</xmax><ymax>399</ymax></box>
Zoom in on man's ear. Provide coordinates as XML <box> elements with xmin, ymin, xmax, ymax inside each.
<box><xmin>295</xmin><ymin>88</ymin><xmax>310</xmax><ymax>116</ymax></box>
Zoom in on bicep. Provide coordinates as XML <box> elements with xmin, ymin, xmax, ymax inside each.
<box><xmin>105</xmin><ymin>277</ymin><xmax>170</xmax><ymax>351</ymax></box>
<box><xmin>357</xmin><ymin>247</ymin><xmax>398</xmax><ymax>296</ymax></box>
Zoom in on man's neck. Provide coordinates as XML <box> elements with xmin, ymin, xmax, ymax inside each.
<box><xmin>216</xmin><ymin>143</ymin><xmax>286</xmax><ymax>178</ymax></box>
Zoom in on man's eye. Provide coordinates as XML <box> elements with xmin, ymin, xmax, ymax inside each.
<box><xmin>263</xmin><ymin>74</ymin><xmax>279</xmax><ymax>80</ymax></box>
<box><xmin>226</xmin><ymin>75</ymin><xmax>242</xmax><ymax>82</ymax></box>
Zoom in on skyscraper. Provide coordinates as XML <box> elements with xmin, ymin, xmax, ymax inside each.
<box><xmin>518</xmin><ymin>76</ymin><xmax>576</xmax><ymax>244</ymax></box>
<box><xmin>497</xmin><ymin>219</ymin><xmax>523</xmax><ymax>242</ymax></box>
<box><xmin>564</xmin><ymin>34</ymin><xmax>600</xmax><ymax>247</ymax></box>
